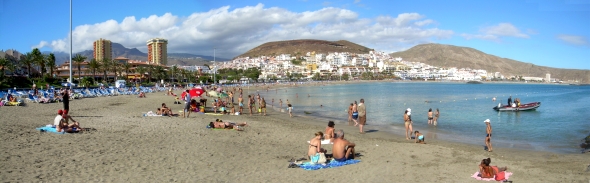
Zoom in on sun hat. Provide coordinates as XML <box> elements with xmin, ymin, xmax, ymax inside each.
<box><xmin>407</xmin><ymin>108</ymin><xmax>411</xmax><ymax>112</ymax></box>
<box><xmin>407</xmin><ymin>112</ymin><xmax>411</xmax><ymax>116</ymax></box>
<box><xmin>484</xmin><ymin>119</ymin><xmax>490</xmax><ymax>123</ymax></box>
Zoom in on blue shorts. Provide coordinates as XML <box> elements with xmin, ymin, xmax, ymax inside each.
<box><xmin>352</xmin><ymin>112</ymin><xmax>358</xmax><ymax>119</ymax></box>
<box><xmin>334</xmin><ymin>156</ymin><xmax>350</xmax><ymax>162</ymax></box>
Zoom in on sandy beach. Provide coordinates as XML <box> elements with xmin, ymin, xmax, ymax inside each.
<box><xmin>1</xmin><ymin>85</ymin><xmax>589</xmax><ymax>182</ymax></box>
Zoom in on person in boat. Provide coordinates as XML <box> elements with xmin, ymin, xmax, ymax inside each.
<box><xmin>515</xmin><ymin>98</ymin><xmax>521</xmax><ymax>107</ymax></box>
<box><xmin>507</xmin><ymin>96</ymin><xmax>512</xmax><ymax>107</ymax></box>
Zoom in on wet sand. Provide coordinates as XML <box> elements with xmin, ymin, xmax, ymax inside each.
<box><xmin>1</xmin><ymin>86</ymin><xmax>589</xmax><ymax>182</ymax></box>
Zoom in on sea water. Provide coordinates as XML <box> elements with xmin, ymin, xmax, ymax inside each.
<box><xmin>259</xmin><ymin>82</ymin><xmax>590</xmax><ymax>153</ymax></box>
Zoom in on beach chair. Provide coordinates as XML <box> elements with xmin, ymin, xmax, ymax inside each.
<box><xmin>26</xmin><ymin>93</ymin><xmax>39</xmax><ymax>103</ymax></box>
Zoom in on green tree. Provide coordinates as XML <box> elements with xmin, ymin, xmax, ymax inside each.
<box><xmin>147</xmin><ymin>65</ymin><xmax>154</xmax><ymax>83</ymax></box>
<box><xmin>22</xmin><ymin>52</ymin><xmax>34</xmax><ymax>78</ymax></box>
<box><xmin>88</xmin><ymin>59</ymin><xmax>101</xmax><ymax>83</ymax></box>
<box><xmin>46</xmin><ymin>53</ymin><xmax>56</xmax><ymax>78</ymax></box>
<box><xmin>32</xmin><ymin>48</ymin><xmax>45</xmax><ymax>77</ymax></box>
<box><xmin>72</xmin><ymin>54</ymin><xmax>87</xmax><ymax>80</ymax></box>
<box><xmin>0</xmin><ymin>57</ymin><xmax>9</xmax><ymax>77</ymax></box>
<box><xmin>123</xmin><ymin>62</ymin><xmax>131</xmax><ymax>82</ymax></box>
<box><xmin>135</xmin><ymin>67</ymin><xmax>147</xmax><ymax>83</ymax></box>
<box><xmin>101</xmin><ymin>58</ymin><xmax>111</xmax><ymax>82</ymax></box>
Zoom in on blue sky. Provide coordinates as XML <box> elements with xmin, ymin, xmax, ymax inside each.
<box><xmin>1</xmin><ymin>0</ymin><xmax>589</xmax><ymax>69</ymax></box>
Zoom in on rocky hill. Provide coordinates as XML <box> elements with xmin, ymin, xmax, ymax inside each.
<box><xmin>235</xmin><ymin>39</ymin><xmax>373</xmax><ymax>59</ymax></box>
<box><xmin>389</xmin><ymin>43</ymin><xmax>590</xmax><ymax>83</ymax></box>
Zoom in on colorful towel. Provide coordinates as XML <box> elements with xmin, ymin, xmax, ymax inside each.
<box><xmin>36</xmin><ymin>126</ymin><xmax>65</xmax><ymax>134</ymax></box>
<box><xmin>299</xmin><ymin>159</ymin><xmax>360</xmax><ymax>170</ymax></box>
<box><xmin>470</xmin><ymin>172</ymin><xmax>512</xmax><ymax>181</ymax></box>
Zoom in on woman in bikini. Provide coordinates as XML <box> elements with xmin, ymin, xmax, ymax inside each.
<box><xmin>427</xmin><ymin>108</ymin><xmax>433</xmax><ymax>125</ymax></box>
<box><xmin>404</xmin><ymin>108</ymin><xmax>413</xmax><ymax>140</ymax></box>
<box><xmin>308</xmin><ymin>131</ymin><xmax>326</xmax><ymax>160</ymax></box>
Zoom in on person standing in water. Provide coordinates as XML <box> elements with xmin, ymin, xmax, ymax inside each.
<box><xmin>484</xmin><ymin>119</ymin><xmax>493</xmax><ymax>152</ymax></box>
<box><xmin>357</xmin><ymin>99</ymin><xmax>366</xmax><ymax>134</ymax></box>
<box><xmin>427</xmin><ymin>108</ymin><xmax>433</xmax><ymax>125</ymax></box>
<box><xmin>433</xmin><ymin>108</ymin><xmax>440</xmax><ymax>126</ymax></box>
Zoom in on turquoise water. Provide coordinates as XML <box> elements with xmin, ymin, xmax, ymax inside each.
<box><xmin>259</xmin><ymin>82</ymin><xmax>590</xmax><ymax>153</ymax></box>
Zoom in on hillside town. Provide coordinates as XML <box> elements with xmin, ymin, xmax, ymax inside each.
<box><xmin>1</xmin><ymin>38</ymin><xmax>560</xmax><ymax>87</ymax></box>
<box><xmin>220</xmin><ymin>51</ymin><xmax>557</xmax><ymax>83</ymax></box>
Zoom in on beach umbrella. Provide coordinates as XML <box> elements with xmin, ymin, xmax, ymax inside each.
<box><xmin>216</xmin><ymin>87</ymin><xmax>223</xmax><ymax>92</ymax></box>
<box><xmin>218</xmin><ymin>92</ymin><xmax>229</xmax><ymax>98</ymax></box>
<box><xmin>208</xmin><ymin>91</ymin><xmax>219</xmax><ymax>97</ymax></box>
<box><xmin>190</xmin><ymin>88</ymin><xmax>205</xmax><ymax>98</ymax></box>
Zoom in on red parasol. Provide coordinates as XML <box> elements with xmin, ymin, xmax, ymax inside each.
<box><xmin>190</xmin><ymin>88</ymin><xmax>205</xmax><ymax>98</ymax></box>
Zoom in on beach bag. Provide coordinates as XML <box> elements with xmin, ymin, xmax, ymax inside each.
<box><xmin>311</xmin><ymin>153</ymin><xmax>327</xmax><ymax>164</ymax></box>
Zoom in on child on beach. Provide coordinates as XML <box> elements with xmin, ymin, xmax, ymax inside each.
<box><xmin>414</xmin><ymin>131</ymin><xmax>425</xmax><ymax>144</ymax></box>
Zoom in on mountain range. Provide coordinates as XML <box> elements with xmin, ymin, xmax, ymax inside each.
<box><xmin>46</xmin><ymin>42</ymin><xmax>230</xmax><ymax>66</ymax></box>
<box><xmin>389</xmin><ymin>43</ymin><xmax>590</xmax><ymax>83</ymax></box>
<box><xmin>235</xmin><ymin>39</ymin><xmax>373</xmax><ymax>59</ymax></box>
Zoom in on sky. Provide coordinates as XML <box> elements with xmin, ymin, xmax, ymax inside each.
<box><xmin>1</xmin><ymin>0</ymin><xmax>589</xmax><ymax>69</ymax></box>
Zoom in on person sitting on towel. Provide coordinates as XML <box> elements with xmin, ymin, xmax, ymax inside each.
<box><xmin>332</xmin><ymin>130</ymin><xmax>356</xmax><ymax>162</ymax></box>
<box><xmin>160</xmin><ymin>103</ymin><xmax>174</xmax><ymax>116</ymax></box>
<box><xmin>208</xmin><ymin>119</ymin><xmax>247</xmax><ymax>131</ymax></box>
<box><xmin>324</xmin><ymin>121</ymin><xmax>335</xmax><ymax>142</ymax></box>
<box><xmin>62</xmin><ymin>110</ymin><xmax>83</xmax><ymax>131</ymax></box>
<box><xmin>54</xmin><ymin>110</ymin><xmax>79</xmax><ymax>133</ymax></box>
<box><xmin>308</xmin><ymin>131</ymin><xmax>327</xmax><ymax>160</ymax></box>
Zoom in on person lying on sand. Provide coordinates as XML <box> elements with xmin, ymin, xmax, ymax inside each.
<box><xmin>138</xmin><ymin>91</ymin><xmax>146</xmax><ymax>98</ymax></box>
<box><xmin>208</xmin><ymin>119</ymin><xmax>247</xmax><ymax>131</ymax></box>
<box><xmin>478</xmin><ymin>158</ymin><xmax>507</xmax><ymax>179</ymax></box>
<box><xmin>332</xmin><ymin>130</ymin><xmax>355</xmax><ymax>162</ymax></box>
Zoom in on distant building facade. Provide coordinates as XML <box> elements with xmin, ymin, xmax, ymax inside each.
<box><xmin>93</xmin><ymin>38</ymin><xmax>112</xmax><ymax>61</ymax></box>
<box><xmin>147</xmin><ymin>38</ymin><xmax>168</xmax><ymax>65</ymax></box>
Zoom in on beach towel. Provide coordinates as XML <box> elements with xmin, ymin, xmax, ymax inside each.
<box><xmin>298</xmin><ymin>159</ymin><xmax>360</xmax><ymax>170</ymax></box>
<box><xmin>307</xmin><ymin>139</ymin><xmax>333</xmax><ymax>145</ymax></box>
<box><xmin>470</xmin><ymin>172</ymin><xmax>512</xmax><ymax>181</ymax></box>
<box><xmin>143</xmin><ymin>111</ymin><xmax>162</xmax><ymax>117</ymax></box>
<box><xmin>36</xmin><ymin>126</ymin><xmax>65</xmax><ymax>134</ymax></box>
<box><xmin>206</xmin><ymin>125</ymin><xmax>236</xmax><ymax>130</ymax></box>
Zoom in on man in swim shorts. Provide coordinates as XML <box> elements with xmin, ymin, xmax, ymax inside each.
<box><xmin>332</xmin><ymin>130</ymin><xmax>355</xmax><ymax>162</ymax></box>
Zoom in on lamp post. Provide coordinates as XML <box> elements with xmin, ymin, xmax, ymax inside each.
<box><xmin>213</xmin><ymin>48</ymin><xmax>217</xmax><ymax>84</ymax></box>
<box><xmin>69</xmin><ymin>0</ymin><xmax>72</xmax><ymax>88</ymax></box>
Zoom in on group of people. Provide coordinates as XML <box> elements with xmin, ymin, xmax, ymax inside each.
<box><xmin>347</xmin><ymin>99</ymin><xmax>367</xmax><ymax>134</ymax></box>
<box><xmin>53</xmin><ymin>109</ymin><xmax>83</xmax><ymax>133</ymax></box>
<box><xmin>308</xmin><ymin>121</ymin><xmax>356</xmax><ymax>162</ymax></box>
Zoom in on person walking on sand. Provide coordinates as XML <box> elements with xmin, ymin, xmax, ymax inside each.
<box><xmin>404</xmin><ymin>108</ymin><xmax>413</xmax><ymax>140</ymax></box>
<box><xmin>484</xmin><ymin>119</ymin><xmax>493</xmax><ymax>152</ymax></box>
<box><xmin>260</xmin><ymin>98</ymin><xmax>267</xmax><ymax>116</ymax></box>
<box><xmin>433</xmin><ymin>108</ymin><xmax>440</xmax><ymax>126</ymax></box>
<box><xmin>427</xmin><ymin>108</ymin><xmax>433</xmax><ymax>125</ymax></box>
<box><xmin>279</xmin><ymin>99</ymin><xmax>283</xmax><ymax>108</ymax></box>
<box><xmin>238</xmin><ymin>94</ymin><xmax>244</xmax><ymax>114</ymax></box>
<box><xmin>183</xmin><ymin>89</ymin><xmax>191</xmax><ymax>118</ymax></box>
<box><xmin>248</xmin><ymin>95</ymin><xmax>255</xmax><ymax>116</ymax></box>
<box><xmin>357</xmin><ymin>99</ymin><xmax>366</xmax><ymax>134</ymax></box>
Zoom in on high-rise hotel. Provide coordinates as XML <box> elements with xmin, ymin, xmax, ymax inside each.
<box><xmin>147</xmin><ymin>38</ymin><xmax>168</xmax><ymax>65</ymax></box>
<box><xmin>93</xmin><ymin>38</ymin><xmax>112</xmax><ymax>60</ymax></box>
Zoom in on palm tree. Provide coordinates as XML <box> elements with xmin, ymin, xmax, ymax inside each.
<box><xmin>110</xmin><ymin>59</ymin><xmax>120</xmax><ymax>80</ymax></box>
<box><xmin>101</xmin><ymin>58</ymin><xmax>111</xmax><ymax>82</ymax></box>
<box><xmin>135</xmin><ymin>67</ymin><xmax>147</xmax><ymax>83</ymax></box>
<box><xmin>122</xmin><ymin>62</ymin><xmax>131</xmax><ymax>82</ymax></box>
<box><xmin>31</xmin><ymin>48</ymin><xmax>45</xmax><ymax>77</ymax></box>
<box><xmin>72</xmin><ymin>54</ymin><xmax>87</xmax><ymax>80</ymax></box>
<box><xmin>22</xmin><ymin>52</ymin><xmax>34</xmax><ymax>78</ymax></box>
<box><xmin>88</xmin><ymin>59</ymin><xmax>101</xmax><ymax>83</ymax></box>
<box><xmin>46</xmin><ymin>53</ymin><xmax>56</xmax><ymax>78</ymax></box>
<box><xmin>147</xmin><ymin>65</ymin><xmax>154</xmax><ymax>83</ymax></box>
<box><xmin>0</xmin><ymin>57</ymin><xmax>9</xmax><ymax>76</ymax></box>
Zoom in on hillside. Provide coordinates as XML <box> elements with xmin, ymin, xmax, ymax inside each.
<box><xmin>235</xmin><ymin>39</ymin><xmax>373</xmax><ymax>59</ymax></box>
<box><xmin>389</xmin><ymin>43</ymin><xmax>590</xmax><ymax>83</ymax></box>
<box><xmin>44</xmin><ymin>42</ymin><xmax>229</xmax><ymax>66</ymax></box>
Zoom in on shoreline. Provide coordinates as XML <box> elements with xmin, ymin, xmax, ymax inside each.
<box><xmin>1</xmin><ymin>85</ymin><xmax>589</xmax><ymax>182</ymax></box>
<box><xmin>253</xmin><ymin>81</ymin><xmax>585</xmax><ymax>154</ymax></box>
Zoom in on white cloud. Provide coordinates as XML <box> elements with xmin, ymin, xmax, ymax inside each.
<box><xmin>35</xmin><ymin>3</ymin><xmax>454</xmax><ymax>58</ymax></box>
<box><xmin>32</xmin><ymin>41</ymin><xmax>49</xmax><ymax>49</ymax></box>
<box><xmin>461</xmin><ymin>23</ymin><xmax>529</xmax><ymax>41</ymax></box>
<box><xmin>557</xmin><ymin>34</ymin><xmax>588</xmax><ymax>46</ymax></box>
